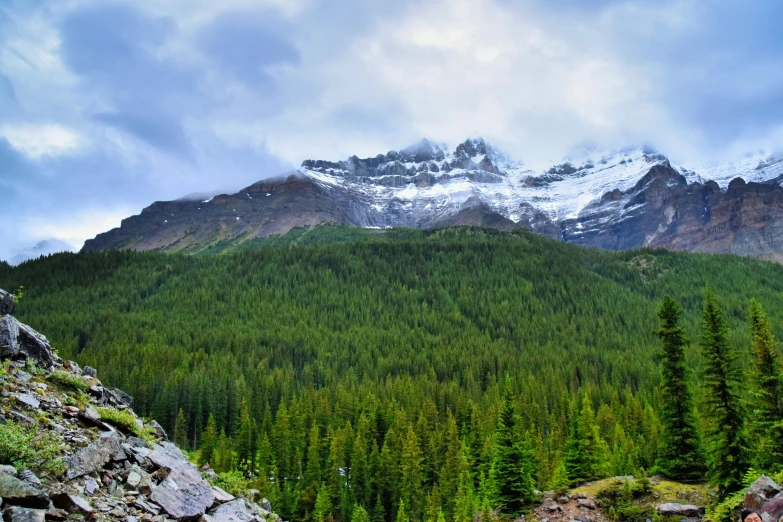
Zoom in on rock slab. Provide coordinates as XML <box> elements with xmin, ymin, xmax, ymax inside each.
<box><xmin>208</xmin><ymin>499</ymin><xmax>265</xmax><ymax>522</ymax></box>
<box><xmin>65</xmin><ymin>431</ymin><xmax>122</xmax><ymax>479</ymax></box>
<box><xmin>0</xmin><ymin>472</ymin><xmax>50</xmax><ymax>509</ymax></box>
<box><xmin>150</xmin><ymin>463</ymin><xmax>215</xmax><ymax>520</ymax></box>
<box><xmin>656</xmin><ymin>503</ymin><xmax>705</xmax><ymax>517</ymax></box>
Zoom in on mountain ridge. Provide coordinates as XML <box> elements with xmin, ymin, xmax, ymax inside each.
<box><xmin>82</xmin><ymin>138</ymin><xmax>783</xmax><ymax>260</ymax></box>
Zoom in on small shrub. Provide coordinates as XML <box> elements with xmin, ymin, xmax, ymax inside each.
<box><xmin>48</xmin><ymin>371</ymin><xmax>89</xmax><ymax>391</ymax></box>
<box><xmin>0</xmin><ymin>421</ymin><xmax>65</xmax><ymax>476</ymax></box>
<box><xmin>210</xmin><ymin>470</ymin><xmax>252</xmax><ymax>497</ymax></box>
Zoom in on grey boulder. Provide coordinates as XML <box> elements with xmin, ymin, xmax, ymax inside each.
<box><xmin>0</xmin><ymin>289</ymin><xmax>15</xmax><ymax>316</ymax></box>
<box><xmin>0</xmin><ymin>316</ymin><xmax>55</xmax><ymax>368</ymax></box>
<box><xmin>212</xmin><ymin>486</ymin><xmax>235</xmax><ymax>504</ymax></box>
<box><xmin>207</xmin><ymin>499</ymin><xmax>266</xmax><ymax>522</ymax></box>
<box><xmin>746</xmin><ymin>476</ymin><xmax>782</xmax><ymax>509</ymax></box>
<box><xmin>150</xmin><ymin>464</ymin><xmax>215</xmax><ymax>520</ymax></box>
<box><xmin>147</xmin><ymin>420</ymin><xmax>168</xmax><ymax>441</ymax></box>
<box><xmin>147</xmin><ymin>442</ymin><xmax>189</xmax><ymax>470</ymax></box>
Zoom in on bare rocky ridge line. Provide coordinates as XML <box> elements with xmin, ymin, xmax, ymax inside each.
<box><xmin>0</xmin><ymin>290</ymin><xmax>281</xmax><ymax>522</ymax></box>
<box><xmin>80</xmin><ymin>139</ymin><xmax>783</xmax><ymax>261</ymax></box>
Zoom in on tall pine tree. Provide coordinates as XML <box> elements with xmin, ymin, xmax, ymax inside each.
<box><xmin>748</xmin><ymin>300</ymin><xmax>783</xmax><ymax>471</ymax></box>
<box><xmin>399</xmin><ymin>425</ymin><xmax>424</xmax><ymax>522</ymax></box>
<box><xmin>174</xmin><ymin>408</ymin><xmax>187</xmax><ymax>448</ymax></box>
<box><xmin>700</xmin><ymin>291</ymin><xmax>748</xmax><ymax>495</ymax></box>
<box><xmin>199</xmin><ymin>413</ymin><xmax>218</xmax><ymax>466</ymax></box>
<box><xmin>564</xmin><ymin>395</ymin><xmax>607</xmax><ymax>483</ymax></box>
<box><xmin>488</xmin><ymin>391</ymin><xmax>536</xmax><ymax>515</ymax></box>
<box><xmin>654</xmin><ymin>296</ymin><xmax>705</xmax><ymax>481</ymax></box>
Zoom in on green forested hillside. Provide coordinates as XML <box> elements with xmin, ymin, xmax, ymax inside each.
<box><xmin>2</xmin><ymin>225</ymin><xmax>783</xmax><ymax>521</ymax></box>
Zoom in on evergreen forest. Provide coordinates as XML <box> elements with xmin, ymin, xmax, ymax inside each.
<box><xmin>2</xmin><ymin>225</ymin><xmax>783</xmax><ymax>521</ymax></box>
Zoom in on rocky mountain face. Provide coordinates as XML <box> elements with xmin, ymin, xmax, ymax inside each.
<box><xmin>0</xmin><ymin>289</ymin><xmax>279</xmax><ymax>522</ymax></box>
<box><xmin>82</xmin><ymin>139</ymin><xmax>783</xmax><ymax>260</ymax></box>
<box><xmin>563</xmin><ymin>165</ymin><xmax>783</xmax><ymax>262</ymax></box>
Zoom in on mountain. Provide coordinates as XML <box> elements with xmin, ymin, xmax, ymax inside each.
<box><xmin>82</xmin><ymin>138</ymin><xmax>783</xmax><ymax>259</ymax></box>
<box><xmin>10</xmin><ymin>239</ymin><xmax>74</xmax><ymax>266</ymax></box>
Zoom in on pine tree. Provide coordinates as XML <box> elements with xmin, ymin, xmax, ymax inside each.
<box><xmin>174</xmin><ymin>408</ymin><xmax>187</xmax><ymax>448</ymax></box>
<box><xmin>700</xmin><ymin>291</ymin><xmax>748</xmax><ymax>495</ymax></box>
<box><xmin>305</xmin><ymin>423</ymin><xmax>323</xmax><ymax>487</ymax></box>
<box><xmin>439</xmin><ymin>413</ymin><xmax>467</xmax><ymax>519</ymax></box>
<box><xmin>199</xmin><ymin>413</ymin><xmax>218</xmax><ymax>466</ymax></box>
<box><xmin>564</xmin><ymin>401</ymin><xmax>587</xmax><ymax>483</ymax></box>
<box><xmin>550</xmin><ymin>462</ymin><xmax>570</xmax><ymax>495</ymax></box>
<box><xmin>653</xmin><ymin>296</ymin><xmax>705</xmax><ymax>481</ymax></box>
<box><xmin>235</xmin><ymin>401</ymin><xmax>255</xmax><ymax>471</ymax></box>
<box><xmin>425</xmin><ymin>485</ymin><xmax>441</xmax><ymax>522</ymax></box>
<box><xmin>395</xmin><ymin>500</ymin><xmax>409</xmax><ymax>522</ymax></box>
<box><xmin>351</xmin><ymin>505</ymin><xmax>370</xmax><ymax>522</ymax></box>
<box><xmin>488</xmin><ymin>392</ymin><xmax>536</xmax><ymax>515</ymax></box>
<box><xmin>748</xmin><ymin>300</ymin><xmax>783</xmax><ymax>471</ymax></box>
<box><xmin>565</xmin><ymin>395</ymin><xmax>606</xmax><ymax>483</ymax></box>
<box><xmin>399</xmin><ymin>425</ymin><xmax>424</xmax><ymax>522</ymax></box>
<box><xmin>214</xmin><ymin>429</ymin><xmax>233</xmax><ymax>472</ymax></box>
<box><xmin>453</xmin><ymin>467</ymin><xmax>477</xmax><ymax>522</ymax></box>
<box><xmin>314</xmin><ymin>484</ymin><xmax>332</xmax><ymax>522</ymax></box>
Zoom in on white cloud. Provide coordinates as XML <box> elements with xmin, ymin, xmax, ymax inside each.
<box><xmin>1</xmin><ymin>124</ymin><xmax>87</xmax><ymax>159</ymax></box>
<box><xmin>21</xmin><ymin>207</ymin><xmax>136</xmax><ymax>251</ymax></box>
<box><xmin>256</xmin><ymin>0</ymin><xmax>681</xmax><ymax>164</ymax></box>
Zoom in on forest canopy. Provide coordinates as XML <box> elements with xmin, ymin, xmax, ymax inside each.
<box><xmin>3</xmin><ymin>225</ymin><xmax>783</xmax><ymax>521</ymax></box>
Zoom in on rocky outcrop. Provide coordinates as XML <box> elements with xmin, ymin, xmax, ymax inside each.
<box><xmin>562</xmin><ymin>165</ymin><xmax>783</xmax><ymax>261</ymax></box>
<box><xmin>0</xmin><ymin>289</ymin><xmax>15</xmax><ymax>316</ymax></box>
<box><xmin>0</xmin><ymin>315</ymin><xmax>57</xmax><ymax>368</ymax></box>
<box><xmin>0</xmin><ymin>303</ymin><xmax>280</xmax><ymax>522</ymax></box>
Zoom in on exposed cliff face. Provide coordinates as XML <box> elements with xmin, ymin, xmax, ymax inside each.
<box><xmin>562</xmin><ymin>164</ymin><xmax>783</xmax><ymax>262</ymax></box>
<box><xmin>81</xmin><ymin>139</ymin><xmax>783</xmax><ymax>260</ymax></box>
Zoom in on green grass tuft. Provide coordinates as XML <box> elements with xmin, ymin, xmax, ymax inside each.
<box><xmin>48</xmin><ymin>370</ymin><xmax>89</xmax><ymax>391</ymax></box>
<box><xmin>97</xmin><ymin>407</ymin><xmax>156</xmax><ymax>442</ymax></box>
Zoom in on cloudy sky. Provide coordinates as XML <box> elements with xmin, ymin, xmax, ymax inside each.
<box><xmin>1</xmin><ymin>0</ymin><xmax>782</xmax><ymax>260</ymax></box>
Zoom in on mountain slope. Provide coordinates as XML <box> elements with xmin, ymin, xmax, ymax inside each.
<box><xmin>82</xmin><ymin>138</ymin><xmax>783</xmax><ymax>259</ymax></box>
